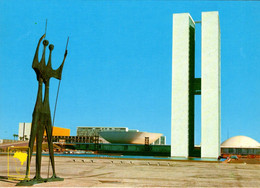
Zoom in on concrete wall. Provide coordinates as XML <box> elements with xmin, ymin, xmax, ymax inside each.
<box><xmin>201</xmin><ymin>11</ymin><xmax>221</xmax><ymax>158</ymax></box>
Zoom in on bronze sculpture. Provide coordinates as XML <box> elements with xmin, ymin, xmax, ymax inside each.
<box><xmin>18</xmin><ymin>34</ymin><xmax>67</xmax><ymax>186</ymax></box>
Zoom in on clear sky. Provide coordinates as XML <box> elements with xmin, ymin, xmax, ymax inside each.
<box><xmin>0</xmin><ymin>0</ymin><xmax>259</xmax><ymax>145</ymax></box>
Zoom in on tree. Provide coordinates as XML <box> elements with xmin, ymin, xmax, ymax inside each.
<box><xmin>13</xmin><ymin>134</ymin><xmax>18</xmax><ymax>141</ymax></box>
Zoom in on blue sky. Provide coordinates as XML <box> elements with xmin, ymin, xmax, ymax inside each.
<box><xmin>0</xmin><ymin>1</ymin><xmax>259</xmax><ymax>145</ymax></box>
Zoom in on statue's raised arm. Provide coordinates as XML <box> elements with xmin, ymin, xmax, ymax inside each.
<box><xmin>47</xmin><ymin>46</ymin><xmax>67</xmax><ymax>80</ymax></box>
<box><xmin>32</xmin><ymin>34</ymin><xmax>46</xmax><ymax>69</ymax></box>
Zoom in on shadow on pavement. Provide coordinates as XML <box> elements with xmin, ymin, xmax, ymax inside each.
<box><xmin>0</xmin><ymin>175</ymin><xmax>19</xmax><ymax>184</ymax></box>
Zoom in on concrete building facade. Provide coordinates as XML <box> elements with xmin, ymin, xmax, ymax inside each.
<box><xmin>201</xmin><ymin>12</ymin><xmax>221</xmax><ymax>158</ymax></box>
<box><xmin>77</xmin><ymin>127</ymin><xmax>128</xmax><ymax>137</ymax></box>
<box><xmin>171</xmin><ymin>13</ymin><xmax>196</xmax><ymax>158</ymax></box>
<box><xmin>171</xmin><ymin>11</ymin><xmax>221</xmax><ymax>159</ymax></box>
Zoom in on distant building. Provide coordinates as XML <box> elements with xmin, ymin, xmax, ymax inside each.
<box><xmin>17</xmin><ymin>124</ymin><xmax>165</xmax><ymax>145</ymax></box>
<box><xmin>153</xmin><ymin>136</ymin><xmax>166</xmax><ymax>145</ymax></box>
<box><xmin>44</xmin><ymin>135</ymin><xmax>99</xmax><ymax>144</ymax></box>
<box><xmin>221</xmin><ymin>135</ymin><xmax>260</xmax><ymax>156</ymax></box>
<box><xmin>99</xmin><ymin>131</ymin><xmax>163</xmax><ymax>145</ymax></box>
<box><xmin>0</xmin><ymin>139</ymin><xmax>20</xmax><ymax>144</ymax></box>
<box><xmin>18</xmin><ymin>123</ymin><xmax>70</xmax><ymax>141</ymax></box>
<box><xmin>18</xmin><ymin>123</ymin><xmax>31</xmax><ymax>141</ymax></box>
<box><xmin>77</xmin><ymin>127</ymin><xmax>128</xmax><ymax>143</ymax></box>
<box><xmin>77</xmin><ymin>127</ymin><xmax>128</xmax><ymax>137</ymax></box>
<box><xmin>77</xmin><ymin>127</ymin><xmax>165</xmax><ymax>145</ymax></box>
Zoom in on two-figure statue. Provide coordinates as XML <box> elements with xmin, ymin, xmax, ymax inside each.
<box><xmin>18</xmin><ymin>34</ymin><xmax>67</xmax><ymax>186</ymax></box>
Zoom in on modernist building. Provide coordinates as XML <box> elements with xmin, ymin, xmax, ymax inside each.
<box><xmin>18</xmin><ymin>123</ymin><xmax>32</xmax><ymax>141</ymax></box>
<box><xmin>17</xmin><ymin>124</ymin><xmax>164</xmax><ymax>145</ymax></box>
<box><xmin>77</xmin><ymin>127</ymin><xmax>165</xmax><ymax>145</ymax></box>
<box><xmin>221</xmin><ymin>136</ymin><xmax>260</xmax><ymax>156</ymax></box>
<box><xmin>99</xmin><ymin>130</ymin><xmax>163</xmax><ymax>145</ymax></box>
<box><xmin>44</xmin><ymin>135</ymin><xmax>100</xmax><ymax>144</ymax></box>
<box><xmin>171</xmin><ymin>11</ymin><xmax>221</xmax><ymax>158</ymax></box>
<box><xmin>153</xmin><ymin>136</ymin><xmax>166</xmax><ymax>145</ymax></box>
<box><xmin>77</xmin><ymin>127</ymin><xmax>128</xmax><ymax>143</ymax></box>
<box><xmin>77</xmin><ymin>126</ymin><xmax>128</xmax><ymax>137</ymax></box>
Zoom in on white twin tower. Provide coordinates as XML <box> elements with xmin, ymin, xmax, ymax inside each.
<box><xmin>171</xmin><ymin>11</ymin><xmax>221</xmax><ymax>159</ymax></box>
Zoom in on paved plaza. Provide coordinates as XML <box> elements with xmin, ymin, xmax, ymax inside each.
<box><xmin>0</xmin><ymin>155</ymin><xmax>259</xmax><ymax>187</ymax></box>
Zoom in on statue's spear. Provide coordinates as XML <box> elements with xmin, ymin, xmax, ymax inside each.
<box><xmin>44</xmin><ymin>19</ymin><xmax>47</xmax><ymax>38</ymax></box>
<box><xmin>48</xmin><ymin>37</ymin><xmax>69</xmax><ymax>178</ymax></box>
<box><xmin>52</xmin><ymin>36</ymin><xmax>69</xmax><ymax>126</ymax></box>
<box><xmin>45</xmin><ymin>18</ymin><xmax>69</xmax><ymax>177</ymax></box>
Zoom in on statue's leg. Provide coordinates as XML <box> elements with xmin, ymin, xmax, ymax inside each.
<box><xmin>45</xmin><ymin>122</ymin><xmax>56</xmax><ymax>176</ymax></box>
<box><xmin>35</xmin><ymin>122</ymin><xmax>44</xmax><ymax>180</ymax></box>
<box><xmin>45</xmin><ymin>117</ymin><xmax>63</xmax><ymax>181</ymax></box>
<box><xmin>25</xmin><ymin>115</ymin><xmax>38</xmax><ymax>179</ymax></box>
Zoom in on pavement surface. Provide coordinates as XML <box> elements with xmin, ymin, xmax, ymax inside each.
<box><xmin>0</xmin><ymin>155</ymin><xmax>260</xmax><ymax>187</ymax></box>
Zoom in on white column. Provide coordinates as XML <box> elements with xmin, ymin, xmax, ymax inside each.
<box><xmin>201</xmin><ymin>11</ymin><xmax>221</xmax><ymax>158</ymax></box>
<box><xmin>171</xmin><ymin>13</ymin><xmax>195</xmax><ymax>158</ymax></box>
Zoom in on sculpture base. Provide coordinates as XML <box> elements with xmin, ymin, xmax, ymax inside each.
<box><xmin>16</xmin><ymin>176</ymin><xmax>64</xmax><ymax>186</ymax></box>
<box><xmin>47</xmin><ymin>176</ymin><xmax>64</xmax><ymax>182</ymax></box>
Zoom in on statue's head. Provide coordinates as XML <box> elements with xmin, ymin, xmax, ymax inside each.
<box><xmin>43</xmin><ymin>40</ymin><xmax>49</xmax><ymax>46</ymax></box>
<box><xmin>49</xmin><ymin>44</ymin><xmax>54</xmax><ymax>51</ymax></box>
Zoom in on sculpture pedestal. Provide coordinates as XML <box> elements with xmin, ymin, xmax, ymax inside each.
<box><xmin>16</xmin><ymin>176</ymin><xmax>64</xmax><ymax>186</ymax></box>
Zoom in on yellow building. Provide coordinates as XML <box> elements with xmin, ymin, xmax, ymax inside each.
<box><xmin>18</xmin><ymin>122</ymin><xmax>70</xmax><ymax>140</ymax></box>
<box><xmin>44</xmin><ymin>127</ymin><xmax>70</xmax><ymax>137</ymax></box>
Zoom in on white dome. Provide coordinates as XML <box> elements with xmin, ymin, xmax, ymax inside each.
<box><xmin>221</xmin><ymin>136</ymin><xmax>260</xmax><ymax>148</ymax></box>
